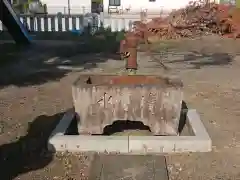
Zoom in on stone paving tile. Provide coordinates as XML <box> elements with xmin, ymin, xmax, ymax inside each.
<box><xmin>88</xmin><ymin>154</ymin><xmax>168</xmax><ymax>180</ymax></box>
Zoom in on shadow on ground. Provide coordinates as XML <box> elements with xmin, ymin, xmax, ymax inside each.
<box><xmin>0</xmin><ymin>43</ymin><xmax>27</xmax><ymax>66</ymax></box>
<box><xmin>0</xmin><ymin>113</ymin><xmax>63</xmax><ymax>179</ymax></box>
<box><xmin>168</xmin><ymin>51</ymin><xmax>233</xmax><ymax>69</ymax></box>
<box><xmin>0</xmin><ymin>31</ymin><xmax>92</xmax><ymax>41</ymax></box>
<box><xmin>178</xmin><ymin>100</ymin><xmax>188</xmax><ymax>133</ymax></box>
<box><xmin>0</xmin><ymin>30</ymin><xmax>123</xmax><ymax>88</ymax></box>
<box><xmin>149</xmin><ymin>50</ymin><xmax>233</xmax><ymax>70</ymax></box>
<box><xmin>139</xmin><ymin>37</ymin><xmax>237</xmax><ymax>70</ymax></box>
<box><xmin>1</xmin><ymin>34</ymin><xmax>235</xmax><ymax>88</ymax></box>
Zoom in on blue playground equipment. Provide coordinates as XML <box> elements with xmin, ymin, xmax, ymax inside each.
<box><xmin>0</xmin><ymin>0</ymin><xmax>31</xmax><ymax>45</ymax></box>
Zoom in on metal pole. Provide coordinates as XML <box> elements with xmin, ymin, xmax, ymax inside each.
<box><xmin>68</xmin><ymin>0</ymin><xmax>70</xmax><ymax>15</ymax></box>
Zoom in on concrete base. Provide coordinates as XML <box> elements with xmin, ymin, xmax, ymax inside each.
<box><xmin>88</xmin><ymin>154</ymin><xmax>169</xmax><ymax>180</ymax></box>
<box><xmin>48</xmin><ymin>109</ymin><xmax>212</xmax><ymax>154</ymax></box>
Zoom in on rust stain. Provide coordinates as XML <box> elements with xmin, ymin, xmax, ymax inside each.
<box><xmin>109</xmin><ymin>76</ymin><xmax>164</xmax><ymax>85</ymax></box>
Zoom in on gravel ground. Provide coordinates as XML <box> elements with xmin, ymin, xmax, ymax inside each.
<box><xmin>0</xmin><ymin>36</ymin><xmax>240</xmax><ymax>180</ymax></box>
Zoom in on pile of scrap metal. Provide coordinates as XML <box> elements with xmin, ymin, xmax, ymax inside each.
<box><xmin>167</xmin><ymin>1</ymin><xmax>240</xmax><ymax>39</ymax></box>
<box><xmin>134</xmin><ymin>0</ymin><xmax>240</xmax><ymax>40</ymax></box>
<box><xmin>119</xmin><ymin>0</ymin><xmax>240</xmax><ymax>71</ymax></box>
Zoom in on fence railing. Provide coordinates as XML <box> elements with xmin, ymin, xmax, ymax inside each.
<box><xmin>0</xmin><ymin>13</ymin><xmax>162</xmax><ymax>33</ymax></box>
<box><xmin>0</xmin><ymin>14</ymin><xmax>98</xmax><ymax>32</ymax></box>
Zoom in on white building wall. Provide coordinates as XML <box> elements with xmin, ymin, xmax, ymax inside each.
<box><xmin>39</xmin><ymin>0</ymin><xmax>220</xmax><ymax>14</ymax></box>
<box><xmin>103</xmin><ymin>0</ymin><xmax>219</xmax><ymax>14</ymax></box>
<box><xmin>41</xmin><ymin>0</ymin><xmax>92</xmax><ymax>14</ymax></box>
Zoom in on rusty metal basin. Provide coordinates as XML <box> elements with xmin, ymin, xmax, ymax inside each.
<box><xmin>72</xmin><ymin>75</ymin><xmax>183</xmax><ymax>136</ymax></box>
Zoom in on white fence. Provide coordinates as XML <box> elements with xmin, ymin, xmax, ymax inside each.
<box><xmin>0</xmin><ymin>13</ymin><xmax>162</xmax><ymax>32</ymax></box>
<box><xmin>0</xmin><ymin>14</ymin><xmax>98</xmax><ymax>32</ymax></box>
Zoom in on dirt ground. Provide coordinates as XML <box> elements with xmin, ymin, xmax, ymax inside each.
<box><xmin>0</xmin><ymin>35</ymin><xmax>240</xmax><ymax>180</ymax></box>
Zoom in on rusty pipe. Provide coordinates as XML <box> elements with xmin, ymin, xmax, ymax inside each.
<box><xmin>125</xmin><ymin>47</ymin><xmax>138</xmax><ymax>70</ymax></box>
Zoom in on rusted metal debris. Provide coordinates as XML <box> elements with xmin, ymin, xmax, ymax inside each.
<box><xmin>119</xmin><ymin>0</ymin><xmax>240</xmax><ymax>71</ymax></box>
<box><xmin>132</xmin><ymin>1</ymin><xmax>240</xmax><ymax>40</ymax></box>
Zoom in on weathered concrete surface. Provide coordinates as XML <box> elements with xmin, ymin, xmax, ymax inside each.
<box><xmin>48</xmin><ymin>109</ymin><xmax>212</xmax><ymax>153</ymax></box>
<box><xmin>88</xmin><ymin>154</ymin><xmax>168</xmax><ymax>180</ymax></box>
<box><xmin>72</xmin><ymin>75</ymin><xmax>183</xmax><ymax>135</ymax></box>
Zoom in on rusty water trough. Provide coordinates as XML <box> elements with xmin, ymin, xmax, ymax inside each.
<box><xmin>72</xmin><ymin>75</ymin><xmax>183</xmax><ymax>136</ymax></box>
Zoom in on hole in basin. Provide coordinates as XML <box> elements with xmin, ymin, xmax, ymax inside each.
<box><xmin>102</xmin><ymin>120</ymin><xmax>152</xmax><ymax>136</ymax></box>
